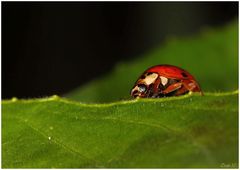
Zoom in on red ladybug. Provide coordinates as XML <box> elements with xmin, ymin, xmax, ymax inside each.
<box><xmin>130</xmin><ymin>64</ymin><xmax>203</xmax><ymax>98</ymax></box>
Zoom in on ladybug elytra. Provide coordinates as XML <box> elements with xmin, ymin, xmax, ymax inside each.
<box><xmin>130</xmin><ymin>64</ymin><xmax>203</xmax><ymax>98</ymax></box>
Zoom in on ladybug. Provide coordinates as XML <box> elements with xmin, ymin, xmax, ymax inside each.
<box><xmin>130</xmin><ymin>64</ymin><xmax>203</xmax><ymax>98</ymax></box>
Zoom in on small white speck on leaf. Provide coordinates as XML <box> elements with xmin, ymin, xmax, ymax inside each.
<box><xmin>48</xmin><ymin>136</ymin><xmax>51</xmax><ymax>140</ymax></box>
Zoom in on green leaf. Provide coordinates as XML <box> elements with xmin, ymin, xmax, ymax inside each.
<box><xmin>66</xmin><ymin>21</ymin><xmax>238</xmax><ymax>103</ymax></box>
<box><xmin>2</xmin><ymin>21</ymin><xmax>238</xmax><ymax>168</ymax></box>
<box><xmin>2</xmin><ymin>91</ymin><xmax>238</xmax><ymax>168</ymax></box>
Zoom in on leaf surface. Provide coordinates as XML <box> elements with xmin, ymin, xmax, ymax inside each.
<box><xmin>2</xmin><ymin>92</ymin><xmax>238</xmax><ymax>168</ymax></box>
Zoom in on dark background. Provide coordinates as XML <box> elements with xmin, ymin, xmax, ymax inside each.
<box><xmin>2</xmin><ymin>2</ymin><xmax>238</xmax><ymax>99</ymax></box>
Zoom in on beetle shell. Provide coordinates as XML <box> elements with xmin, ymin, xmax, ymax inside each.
<box><xmin>130</xmin><ymin>64</ymin><xmax>203</xmax><ymax>98</ymax></box>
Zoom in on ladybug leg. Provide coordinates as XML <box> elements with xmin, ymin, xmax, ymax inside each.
<box><xmin>182</xmin><ymin>80</ymin><xmax>196</xmax><ymax>91</ymax></box>
<box><xmin>160</xmin><ymin>82</ymin><xmax>183</xmax><ymax>95</ymax></box>
<box><xmin>181</xmin><ymin>80</ymin><xmax>203</xmax><ymax>95</ymax></box>
<box><xmin>174</xmin><ymin>86</ymin><xmax>189</xmax><ymax>96</ymax></box>
<box><xmin>153</xmin><ymin>76</ymin><xmax>161</xmax><ymax>93</ymax></box>
<box><xmin>148</xmin><ymin>76</ymin><xmax>161</xmax><ymax>97</ymax></box>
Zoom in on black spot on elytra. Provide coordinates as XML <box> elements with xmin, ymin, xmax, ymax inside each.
<box><xmin>181</xmin><ymin>72</ymin><xmax>188</xmax><ymax>77</ymax></box>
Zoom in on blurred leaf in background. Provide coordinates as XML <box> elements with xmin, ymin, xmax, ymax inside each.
<box><xmin>66</xmin><ymin>21</ymin><xmax>238</xmax><ymax>103</ymax></box>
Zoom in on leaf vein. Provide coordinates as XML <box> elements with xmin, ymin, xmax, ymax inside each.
<box><xmin>16</xmin><ymin>117</ymin><xmax>103</xmax><ymax>167</ymax></box>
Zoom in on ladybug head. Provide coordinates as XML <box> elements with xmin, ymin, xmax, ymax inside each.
<box><xmin>130</xmin><ymin>72</ymin><xmax>158</xmax><ymax>98</ymax></box>
<box><xmin>130</xmin><ymin>84</ymin><xmax>148</xmax><ymax>98</ymax></box>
